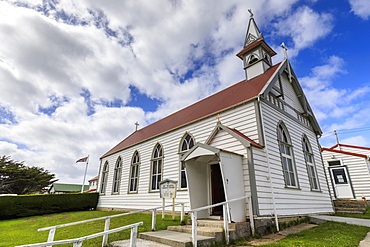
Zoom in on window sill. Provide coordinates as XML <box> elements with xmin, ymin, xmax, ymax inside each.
<box><xmin>284</xmin><ymin>186</ymin><xmax>301</xmax><ymax>190</ymax></box>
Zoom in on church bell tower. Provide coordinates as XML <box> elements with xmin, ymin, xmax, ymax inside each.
<box><xmin>236</xmin><ymin>10</ymin><xmax>277</xmax><ymax>81</ymax></box>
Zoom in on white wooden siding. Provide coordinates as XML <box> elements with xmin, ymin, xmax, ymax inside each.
<box><xmin>322</xmin><ymin>150</ymin><xmax>370</xmax><ymax>200</ymax></box>
<box><xmin>97</xmin><ymin>101</ymin><xmax>259</xmax><ymax>212</ymax></box>
<box><xmin>255</xmin><ymin>101</ymin><xmax>333</xmax><ymax>216</ymax></box>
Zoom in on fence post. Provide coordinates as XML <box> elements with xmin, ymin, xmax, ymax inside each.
<box><xmin>46</xmin><ymin>227</ymin><xmax>56</xmax><ymax>247</ymax></box>
<box><xmin>248</xmin><ymin>196</ymin><xmax>255</xmax><ymax>235</ymax></box>
<box><xmin>223</xmin><ymin>204</ymin><xmax>229</xmax><ymax>244</ymax></box>
<box><xmin>73</xmin><ymin>240</ymin><xmax>83</xmax><ymax>247</ymax></box>
<box><xmin>180</xmin><ymin>203</ymin><xmax>184</xmax><ymax>223</ymax></box>
<box><xmin>191</xmin><ymin>211</ymin><xmax>197</xmax><ymax>247</ymax></box>
<box><xmin>102</xmin><ymin>217</ymin><xmax>111</xmax><ymax>247</ymax></box>
<box><xmin>152</xmin><ymin>209</ymin><xmax>157</xmax><ymax>231</ymax></box>
<box><xmin>130</xmin><ymin>225</ymin><xmax>138</xmax><ymax>247</ymax></box>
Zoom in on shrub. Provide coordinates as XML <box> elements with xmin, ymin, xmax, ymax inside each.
<box><xmin>0</xmin><ymin>193</ymin><xmax>99</xmax><ymax>220</ymax></box>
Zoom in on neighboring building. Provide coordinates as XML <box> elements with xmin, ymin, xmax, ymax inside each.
<box><xmin>48</xmin><ymin>183</ymin><xmax>88</xmax><ymax>194</ymax></box>
<box><xmin>322</xmin><ymin>144</ymin><xmax>370</xmax><ymax>200</ymax></box>
<box><xmin>84</xmin><ymin>176</ymin><xmax>98</xmax><ymax>193</ymax></box>
<box><xmin>97</xmin><ymin>14</ymin><xmax>334</xmax><ymax>221</ymax></box>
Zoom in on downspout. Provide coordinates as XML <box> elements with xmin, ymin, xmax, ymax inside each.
<box><xmin>258</xmin><ymin>95</ymin><xmax>279</xmax><ymax>231</ymax></box>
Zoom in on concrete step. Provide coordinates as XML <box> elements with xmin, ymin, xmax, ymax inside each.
<box><xmin>335</xmin><ymin>210</ymin><xmax>365</xmax><ymax>215</ymax></box>
<box><xmin>333</xmin><ymin>200</ymin><xmax>367</xmax><ymax>208</ymax></box>
<box><xmin>167</xmin><ymin>225</ymin><xmax>232</xmax><ymax>241</ymax></box>
<box><xmin>139</xmin><ymin>230</ymin><xmax>215</xmax><ymax>247</ymax></box>
<box><xmin>186</xmin><ymin>219</ymin><xmax>236</xmax><ymax>229</ymax></box>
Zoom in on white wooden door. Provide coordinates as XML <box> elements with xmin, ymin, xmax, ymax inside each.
<box><xmin>330</xmin><ymin>167</ymin><xmax>354</xmax><ymax>199</ymax></box>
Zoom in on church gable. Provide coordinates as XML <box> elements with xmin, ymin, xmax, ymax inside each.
<box><xmin>206</xmin><ymin>122</ymin><xmax>263</xmax><ymax>153</ymax></box>
<box><xmin>259</xmin><ymin>60</ymin><xmax>321</xmax><ymax>135</ymax></box>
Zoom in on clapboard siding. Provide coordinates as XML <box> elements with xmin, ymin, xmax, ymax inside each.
<box><xmin>255</xmin><ymin>101</ymin><xmax>333</xmax><ymax>216</ymax></box>
<box><xmin>98</xmin><ymin>101</ymin><xmax>259</xmax><ymax>211</ymax></box>
<box><xmin>322</xmin><ymin>149</ymin><xmax>370</xmax><ymax>200</ymax></box>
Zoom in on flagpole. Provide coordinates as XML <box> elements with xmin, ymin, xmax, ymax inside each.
<box><xmin>81</xmin><ymin>155</ymin><xmax>89</xmax><ymax>193</ymax></box>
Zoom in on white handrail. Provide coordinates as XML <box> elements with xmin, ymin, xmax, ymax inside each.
<box><xmin>16</xmin><ymin>222</ymin><xmax>143</xmax><ymax>247</ymax></box>
<box><xmin>188</xmin><ymin>196</ymin><xmax>254</xmax><ymax>247</ymax></box>
<box><xmin>38</xmin><ymin>203</ymin><xmax>185</xmax><ymax>246</ymax></box>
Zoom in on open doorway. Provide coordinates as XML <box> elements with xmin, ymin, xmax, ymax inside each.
<box><xmin>210</xmin><ymin>164</ymin><xmax>225</xmax><ymax>215</ymax></box>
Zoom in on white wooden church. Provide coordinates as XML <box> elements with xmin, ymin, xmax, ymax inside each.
<box><xmin>97</xmin><ymin>14</ymin><xmax>334</xmax><ymax>221</ymax></box>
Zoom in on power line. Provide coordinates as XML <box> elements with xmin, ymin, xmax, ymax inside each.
<box><xmin>321</xmin><ymin>126</ymin><xmax>370</xmax><ymax>138</ymax></box>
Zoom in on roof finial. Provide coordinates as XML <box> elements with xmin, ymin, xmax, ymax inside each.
<box><xmin>281</xmin><ymin>42</ymin><xmax>292</xmax><ymax>83</ymax></box>
<box><xmin>280</xmin><ymin>42</ymin><xmax>288</xmax><ymax>60</ymax></box>
<box><xmin>216</xmin><ymin>114</ymin><xmax>222</xmax><ymax>123</ymax></box>
<box><xmin>248</xmin><ymin>9</ymin><xmax>254</xmax><ymax>18</ymax></box>
<box><xmin>135</xmin><ymin>121</ymin><xmax>139</xmax><ymax>131</ymax></box>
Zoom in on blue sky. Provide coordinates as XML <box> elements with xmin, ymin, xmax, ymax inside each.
<box><xmin>0</xmin><ymin>0</ymin><xmax>369</xmax><ymax>184</ymax></box>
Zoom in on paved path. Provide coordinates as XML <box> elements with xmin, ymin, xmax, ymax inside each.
<box><xmin>311</xmin><ymin>215</ymin><xmax>370</xmax><ymax>227</ymax></box>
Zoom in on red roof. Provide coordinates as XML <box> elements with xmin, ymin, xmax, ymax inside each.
<box><xmin>89</xmin><ymin>176</ymin><xmax>98</xmax><ymax>182</ymax></box>
<box><xmin>101</xmin><ymin>63</ymin><xmax>281</xmax><ymax>158</ymax></box>
<box><xmin>329</xmin><ymin>144</ymin><xmax>370</xmax><ymax>151</ymax></box>
<box><xmin>321</xmin><ymin>147</ymin><xmax>368</xmax><ymax>158</ymax></box>
<box><xmin>236</xmin><ymin>39</ymin><xmax>277</xmax><ymax>59</ymax></box>
<box><xmin>227</xmin><ymin>127</ymin><xmax>264</xmax><ymax>148</ymax></box>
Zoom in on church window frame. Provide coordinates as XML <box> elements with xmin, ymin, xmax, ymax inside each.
<box><xmin>150</xmin><ymin>143</ymin><xmax>163</xmax><ymax>191</ymax></box>
<box><xmin>128</xmin><ymin>151</ymin><xmax>140</xmax><ymax>193</ymax></box>
<box><xmin>179</xmin><ymin>133</ymin><xmax>195</xmax><ymax>189</ymax></box>
<box><xmin>112</xmin><ymin>156</ymin><xmax>123</xmax><ymax>194</ymax></box>
<box><xmin>100</xmin><ymin>161</ymin><xmax>109</xmax><ymax>195</ymax></box>
<box><xmin>277</xmin><ymin>123</ymin><xmax>299</xmax><ymax>188</ymax></box>
<box><xmin>302</xmin><ymin>136</ymin><xmax>320</xmax><ymax>191</ymax></box>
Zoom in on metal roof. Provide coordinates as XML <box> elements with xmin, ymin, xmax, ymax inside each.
<box><xmin>101</xmin><ymin>63</ymin><xmax>281</xmax><ymax>158</ymax></box>
<box><xmin>50</xmin><ymin>183</ymin><xmax>89</xmax><ymax>192</ymax></box>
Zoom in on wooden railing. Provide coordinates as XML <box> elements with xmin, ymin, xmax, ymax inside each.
<box><xmin>188</xmin><ymin>196</ymin><xmax>254</xmax><ymax>246</ymax></box>
<box><xmin>18</xmin><ymin>203</ymin><xmax>185</xmax><ymax>247</ymax></box>
<box><xmin>15</xmin><ymin>222</ymin><xmax>143</xmax><ymax>247</ymax></box>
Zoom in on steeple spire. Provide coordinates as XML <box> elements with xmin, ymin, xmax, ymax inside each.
<box><xmin>244</xmin><ymin>9</ymin><xmax>264</xmax><ymax>47</ymax></box>
<box><xmin>236</xmin><ymin>10</ymin><xmax>276</xmax><ymax>81</ymax></box>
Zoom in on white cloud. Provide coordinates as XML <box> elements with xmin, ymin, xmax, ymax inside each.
<box><xmin>0</xmin><ymin>1</ymin><xmax>349</xmax><ymax>184</ymax></box>
<box><xmin>273</xmin><ymin>6</ymin><xmax>333</xmax><ymax>57</ymax></box>
<box><xmin>349</xmin><ymin>0</ymin><xmax>370</xmax><ymax>19</ymax></box>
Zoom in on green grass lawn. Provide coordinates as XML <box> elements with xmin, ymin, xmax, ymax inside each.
<box><xmin>259</xmin><ymin>221</ymin><xmax>369</xmax><ymax>247</ymax></box>
<box><xmin>234</xmin><ymin>209</ymin><xmax>370</xmax><ymax>247</ymax></box>
<box><xmin>0</xmin><ymin>210</ymin><xmax>188</xmax><ymax>247</ymax></box>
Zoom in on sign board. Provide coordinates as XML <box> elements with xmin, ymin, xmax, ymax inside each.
<box><xmin>159</xmin><ymin>179</ymin><xmax>177</xmax><ymax>199</ymax></box>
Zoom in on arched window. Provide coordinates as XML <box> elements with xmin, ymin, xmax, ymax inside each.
<box><xmin>303</xmin><ymin>136</ymin><xmax>319</xmax><ymax>190</ymax></box>
<box><xmin>100</xmin><ymin>161</ymin><xmax>109</xmax><ymax>194</ymax></box>
<box><xmin>112</xmin><ymin>157</ymin><xmax>122</xmax><ymax>194</ymax></box>
<box><xmin>179</xmin><ymin>133</ymin><xmax>195</xmax><ymax>189</ymax></box>
<box><xmin>278</xmin><ymin>123</ymin><xmax>298</xmax><ymax>187</ymax></box>
<box><xmin>129</xmin><ymin>151</ymin><xmax>140</xmax><ymax>193</ymax></box>
<box><xmin>150</xmin><ymin>144</ymin><xmax>163</xmax><ymax>191</ymax></box>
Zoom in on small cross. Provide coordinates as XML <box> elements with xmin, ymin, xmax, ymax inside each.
<box><xmin>280</xmin><ymin>42</ymin><xmax>288</xmax><ymax>60</ymax></box>
<box><xmin>135</xmin><ymin>121</ymin><xmax>139</xmax><ymax>131</ymax></box>
<box><xmin>216</xmin><ymin>114</ymin><xmax>222</xmax><ymax>123</ymax></box>
<box><xmin>248</xmin><ymin>9</ymin><xmax>254</xmax><ymax>18</ymax></box>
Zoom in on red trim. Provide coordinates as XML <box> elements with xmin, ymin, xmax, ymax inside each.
<box><xmin>321</xmin><ymin>147</ymin><xmax>368</xmax><ymax>158</ymax></box>
<box><xmin>227</xmin><ymin>127</ymin><xmax>264</xmax><ymax>148</ymax></box>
